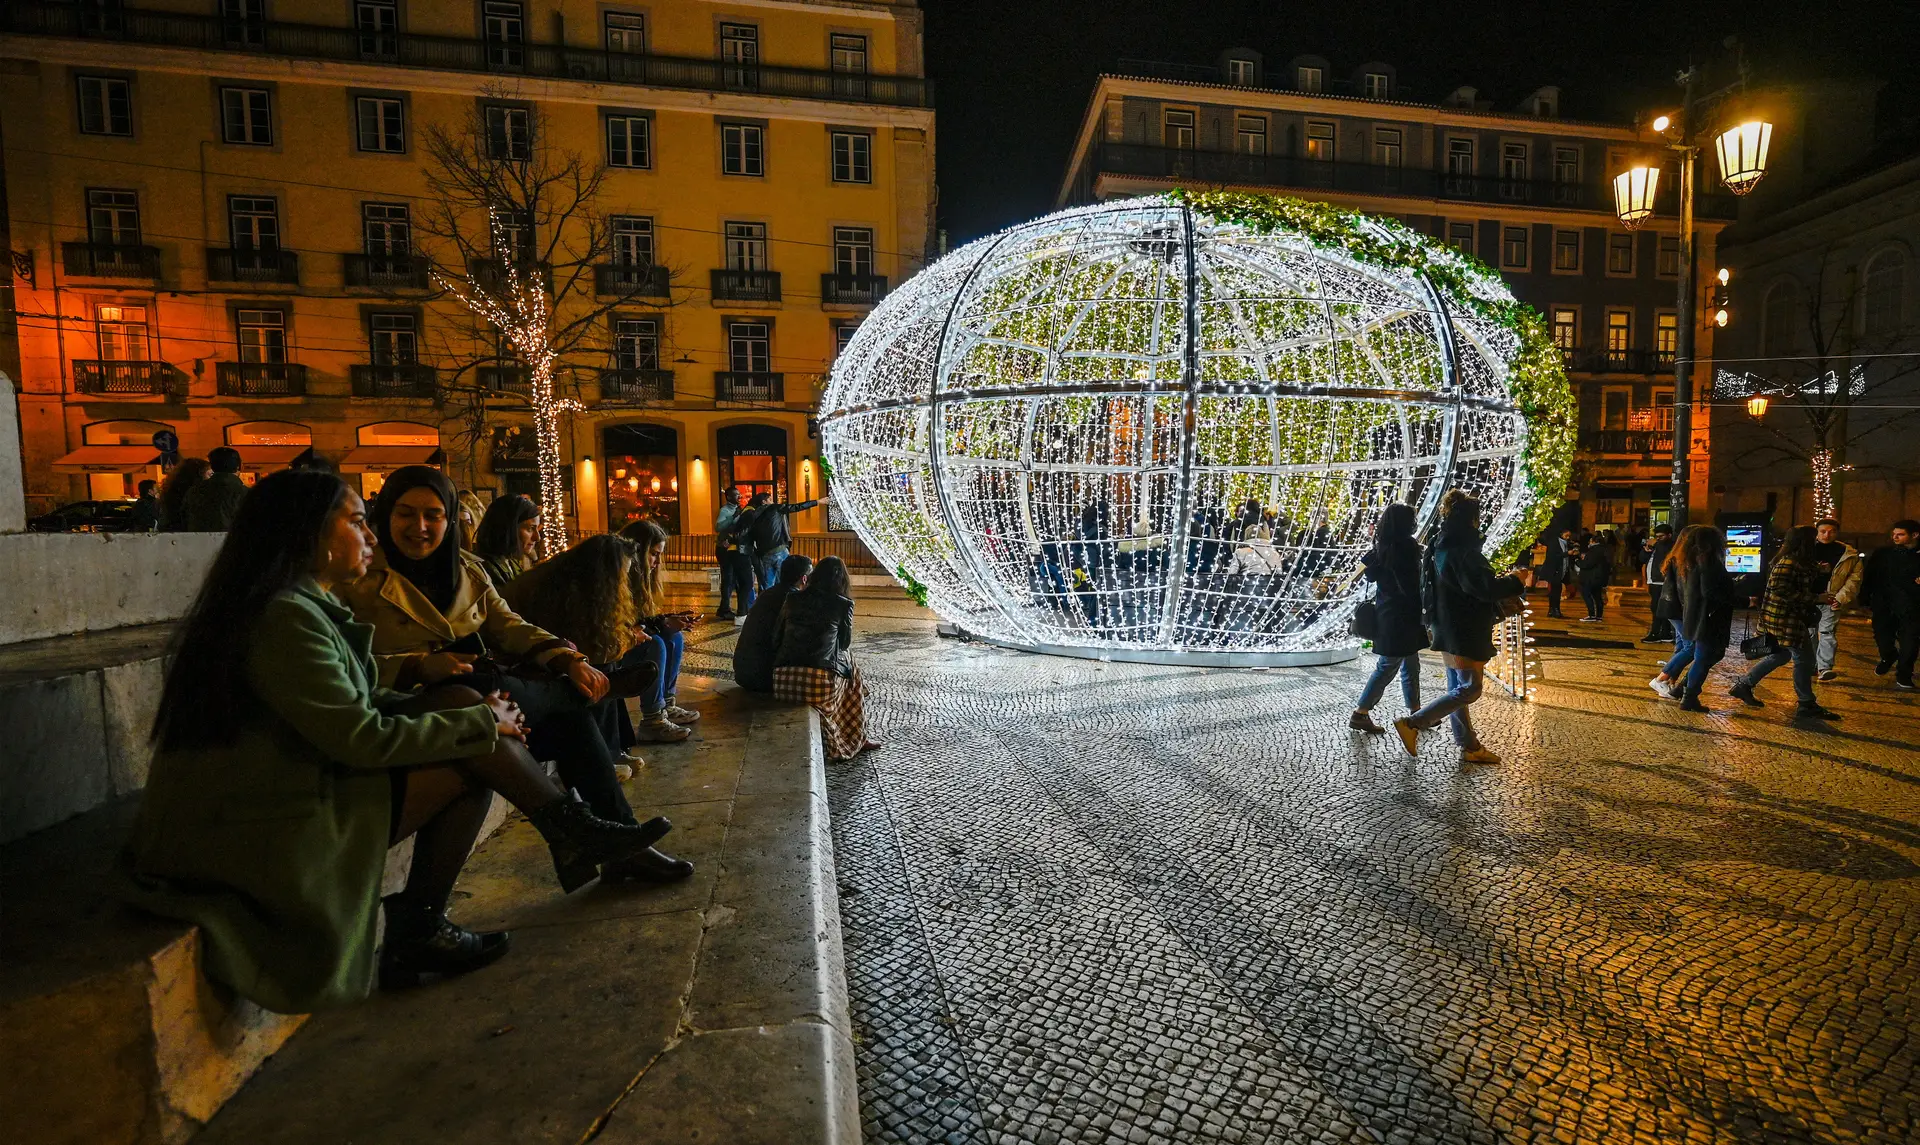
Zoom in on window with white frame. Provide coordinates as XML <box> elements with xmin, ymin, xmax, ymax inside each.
<box><xmin>834</xmin><ymin>320</ymin><xmax>859</xmax><ymax>357</ymax></box>
<box><xmin>492</xmin><ymin>207</ymin><xmax>533</xmax><ymax>262</ymax></box>
<box><xmin>1372</xmin><ymin>127</ymin><xmax>1402</xmax><ymax>167</ymax></box>
<box><xmin>1552</xmin><ymin>229</ymin><xmax>1580</xmax><ymax>272</ymax></box>
<box><xmin>87</xmin><ymin>188</ymin><xmax>140</xmax><ymax>245</ymax></box>
<box><xmin>368</xmin><ymin>312</ymin><xmax>417</xmax><ymax>364</ymax></box>
<box><xmin>1606</xmin><ymin>231</ymin><xmax>1634</xmax><ymax>275</ymax></box>
<box><xmin>1363</xmin><ymin>72</ymin><xmax>1389</xmax><ymax>99</ymax></box>
<box><xmin>485</xmin><ymin>104</ymin><xmax>530</xmax><ymax>161</ymax></box>
<box><xmin>725</xmin><ymin>221</ymin><xmax>767</xmax><ymax>271</ymax></box>
<box><xmin>1652</xmin><ymin>389</ymin><xmax>1674</xmax><ymax>433</ymax></box>
<box><xmin>830</xmin><ymin>33</ymin><xmax>868</xmax><ymax>73</ymax></box>
<box><xmin>1295</xmin><ymin>65</ymin><xmax>1322</xmax><ymax>92</ymax></box>
<box><xmin>220</xmin><ymin>0</ymin><xmax>265</xmax><ymax>45</ymax></box>
<box><xmin>228</xmin><ymin>195</ymin><xmax>279</xmax><ymax>251</ymax></box>
<box><xmin>833</xmin><ymin>226</ymin><xmax>873</xmax><ymax>277</ymax></box>
<box><xmin>831</xmin><ymin>130</ymin><xmax>871</xmax><ymax>183</ymax></box>
<box><xmin>613</xmin><ymin>315</ymin><xmax>660</xmax><ymax>369</ymax></box>
<box><xmin>355</xmin><ymin>96</ymin><xmax>404</xmax><ymax>153</ymax></box>
<box><xmin>1550</xmin><ymin>306</ymin><xmax>1578</xmax><ymax>361</ymax></box>
<box><xmin>727</xmin><ymin>320</ymin><xmax>770</xmax><ymax>372</ymax></box>
<box><xmin>237</xmin><ymin>308</ymin><xmax>287</xmax><ymax>364</ymax></box>
<box><xmin>1500</xmin><ymin>225</ymin><xmax>1528</xmax><ymax>269</ymax></box>
<box><xmin>483</xmin><ymin>0</ymin><xmax>524</xmax><ymax>67</ymax></box>
<box><xmin>362</xmin><ymin>202</ymin><xmax>410</xmax><ymax>255</ymax></box>
<box><xmin>1305</xmin><ymin>121</ymin><xmax>1334</xmax><ymax>162</ymax></box>
<box><xmin>1552</xmin><ymin>145</ymin><xmax>1579</xmax><ymax>183</ymax></box>
<box><xmin>1226</xmin><ymin>57</ymin><xmax>1255</xmax><ymax>86</ymax></box>
<box><xmin>355</xmin><ymin>0</ymin><xmax>398</xmax><ymax>57</ymax></box>
<box><xmin>1445</xmin><ymin>138</ymin><xmax>1474</xmax><ymax>177</ymax></box>
<box><xmin>1235</xmin><ymin>114</ymin><xmax>1267</xmax><ymax>155</ymax></box>
<box><xmin>1163</xmin><ymin>109</ymin><xmax>1195</xmax><ymax>150</ymax></box>
<box><xmin>1605</xmin><ymin>310</ymin><xmax>1632</xmax><ymax>364</ymax></box>
<box><xmin>1446</xmin><ymin>221</ymin><xmax>1474</xmax><ymax>256</ymax></box>
<box><xmin>1655</xmin><ymin>312</ymin><xmax>1678</xmax><ymax>361</ymax></box>
<box><xmin>721</xmin><ymin>122</ymin><xmax>764</xmax><ymax>175</ymax></box>
<box><xmin>604</xmin><ymin>11</ymin><xmax>645</xmax><ymax>53</ymax></box>
<box><xmin>220</xmin><ymin>86</ymin><xmax>273</xmax><ymax>145</ymax></box>
<box><xmin>96</xmin><ymin>304</ymin><xmax>149</xmax><ymax>361</ymax></box>
<box><xmin>76</xmin><ymin>76</ymin><xmax>132</xmax><ymax>136</ymax></box>
<box><xmin>607</xmin><ymin>113</ymin><xmax>651</xmax><ymax>168</ymax></box>
<box><xmin>611</xmin><ymin>215</ymin><xmax>654</xmax><ymax>265</ymax></box>
<box><xmin>1500</xmin><ymin>141</ymin><xmax>1528</xmax><ymax>181</ymax></box>
<box><xmin>720</xmin><ymin>21</ymin><xmax>759</xmax><ymax>84</ymax></box>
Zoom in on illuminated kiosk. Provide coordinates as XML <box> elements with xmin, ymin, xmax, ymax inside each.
<box><xmin>819</xmin><ymin>193</ymin><xmax>1570</xmax><ymax>667</ymax></box>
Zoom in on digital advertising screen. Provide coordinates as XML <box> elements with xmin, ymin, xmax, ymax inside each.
<box><xmin>1725</xmin><ymin>525</ymin><xmax>1765</xmax><ymax>574</ymax></box>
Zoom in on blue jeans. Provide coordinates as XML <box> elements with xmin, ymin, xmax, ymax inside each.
<box><xmin>718</xmin><ymin>549</ymin><xmax>756</xmax><ymax>613</ymax></box>
<box><xmin>1741</xmin><ymin>634</ymin><xmax>1816</xmax><ymax>705</ymax></box>
<box><xmin>1356</xmin><ymin>652</ymin><xmax>1421</xmax><ymax>712</ymax></box>
<box><xmin>1406</xmin><ymin>664</ymin><xmax>1483</xmax><ymax>746</ymax></box>
<box><xmin>1662</xmin><ymin>635</ymin><xmax>1697</xmax><ymax>678</ymax></box>
<box><xmin>756</xmin><ymin>546</ymin><xmax>789</xmax><ymax>591</ymax></box>
<box><xmin>1681</xmin><ymin>640</ymin><xmax>1727</xmax><ymax>703</ymax></box>
<box><xmin>615</xmin><ymin>629</ymin><xmax>684</xmax><ymax>715</ymax></box>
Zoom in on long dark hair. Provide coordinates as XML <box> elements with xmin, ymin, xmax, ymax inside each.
<box><xmin>804</xmin><ymin>554</ymin><xmax>851</xmax><ymax>600</ymax></box>
<box><xmin>370</xmin><ymin>465</ymin><xmax>462</xmax><ymax>612</ymax></box>
<box><xmin>157</xmin><ymin>457</ymin><xmax>209</xmax><ymax>531</ymax></box>
<box><xmin>509</xmin><ymin>534</ymin><xmax>635</xmax><ymax>662</ymax></box>
<box><xmin>152</xmin><ymin>469</ymin><xmax>350</xmax><ymax>750</ymax></box>
<box><xmin>1434</xmin><ymin>489</ymin><xmax>1481</xmax><ymax>547</ymax></box>
<box><xmin>1372</xmin><ymin>502</ymin><xmax>1417</xmax><ymax>556</ymax></box>
<box><xmin>473</xmin><ymin>493</ymin><xmax>537</xmax><ymax>561</ymax></box>
<box><xmin>1777</xmin><ymin>524</ymin><xmax>1818</xmax><ymax>566</ymax></box>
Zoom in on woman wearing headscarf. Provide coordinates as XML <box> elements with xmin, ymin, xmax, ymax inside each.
<box><xmin>338</xmin><ymin>466</ymin><xmax>689</xmax><ymax>882</ymax></box>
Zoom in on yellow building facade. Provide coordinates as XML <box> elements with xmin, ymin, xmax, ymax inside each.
<box><xmin>0</xmin><ymin>0</ymin><xmax>934</xmax><ymax>541</ymax></box>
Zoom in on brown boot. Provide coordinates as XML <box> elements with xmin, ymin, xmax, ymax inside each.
<box><xmin>1348</xmin><ymin>710</ymin><xmax>1384</xmax><ymax>734</ymax></box>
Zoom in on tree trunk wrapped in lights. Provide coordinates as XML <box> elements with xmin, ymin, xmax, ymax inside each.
<box><xmin>818</xmin><ymin>192</ymin><xmax>1575</xmax><ymax>665</ymax></box>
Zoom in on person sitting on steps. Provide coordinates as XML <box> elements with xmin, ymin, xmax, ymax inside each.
<box><xmin>736</xmin><ymin>553</ymin><xmax>813</xmax><ymax>693</ymax></box>
<box><xmin>122</xmin><ymin>470</ymin><xmax>678</xmax><ymax>1014</ymax></box>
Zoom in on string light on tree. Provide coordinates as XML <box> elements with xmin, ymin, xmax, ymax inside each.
<box><xmin>818</xmin><ymin>192</ymin><xmax>1574</xmax><ymax>664</ymax></box>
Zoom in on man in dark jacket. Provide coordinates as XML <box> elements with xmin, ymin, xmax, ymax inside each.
<box><xmin>1641</xmin><ymin>524</ymin><xmax>1675</xmax><ymax>641</ymax></box>
<box><xmin>743</xmin><ymin>492</ymin><xmax>825</xmax><ymax>590</ymax></box>
<box><xmin>127</xmin><ymin>479</ymin><xmax>162</xmax><ymax>532</ymax></box>
<box><xmin>1539</xmin><ymin>528</ymin><xmax>1573</xmax><ymax>617</ymax></box>
<box><xmin>735</xmin><ymin>554</ymin><xmax>812</xmax><ymax>692</ymax></box>
<box><xmin>184</xmin><ymin>446</ymin><xmax>249</xmax><ymax>531</ymax></box>
<box><xmin>1862</xmin><ymin>519</ymin><xmax>1920</xmax><ymax>689</ymax></box>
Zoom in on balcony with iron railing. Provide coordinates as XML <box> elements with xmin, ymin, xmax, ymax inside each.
<box><xmin>206</xmin><ymin>246</ymin><xmax>299</xmax><ymax>285</ymax></box>
<box><xmin>62</xmin><ymin>242</ymin><xmax>161</xmax><ymax>280</ymax></box>
<box><xmin>715</xmin><ymin>371</ymin><xmax>783</xmax><ymax>403</ymax></box>
<box><xmin>1563</xmin><ymin>346</ymin><xmax>1679</xmax><ymax>375</ymax></box>
<box><xmin>344</xmin><ymin>253</ymin><xmax>432</xmax><ymax>289</ymax></box>
<box><xmin>350</xmin><ymin>363</ymin><xmax>438</xmax><ymax>397</ymax></box>
<box><xmin>1089</xmin><ymin>143</ymin><xmax>1738</xmax><ymax>220</ymax></box>
<box><xmin>0</xmin><ymin>1</ymin><xmax>932</xmax><ymax>108</ymax></box>
<box><xmin>467</xmin><ymin>257</ymin><xmax>553</xmax><ymax>294</ymax></box>
<box><xmin>73</xmin><ymin>359</ymin><xmax>176</xmax><ymax>395</ymax></box>
<box><xmin>820</xmin><ymin>272</ymin><xmax>888</xmax><ymax>307</ymax></box>
<box><xmin>479</xmin><ymin>363</ymin><xmax>531</xmax><ymax>395</ymax></box>
<box><xmin>216</xmin><ymin>361</ymin><xmax>306</xmax><ymax>395</ymax></box>
<box><xmin>711</xmin><ymin>269</ymin><xmax>781</xmax><ymax>303</ymax></box>
<box><xmin>1579</xmin><ymin>429</ymin><xmax>1675</xmax><ymax>456</ymax></box>
<box><xmin>599</xmin><ymin>368</ymin><xmax>674</xmax><ymax>403</ymax></box>
<box><xmin>594</xmin><ymin>262</ymin><xmax>670</xmax><ymax>298</ymax></box>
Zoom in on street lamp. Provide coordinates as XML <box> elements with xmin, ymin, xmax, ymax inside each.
<box><xmin>1614</xmin><ymin>66</ymin><xmax>1774</xmax><ymax>529</ymax></box>
<box><xmin>1747</xmin><ymin>395</ymin><xmax>1768</xmax><ymax>418</ymax></box>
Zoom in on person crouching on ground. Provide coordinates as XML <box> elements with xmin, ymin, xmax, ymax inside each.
<box><xmin>736</xmin><ymin>553</ymin><xmax>813</xmax><ymax>693</ymax></box>
<box><xmin>338</xmin><ymin>466</ymin><xmax>689</xmax><ymax>883</ymax></box>
<box><xmin>1729</xmin><ymin>525</ymin><xmax>1841</xmax><ymax>720</ymax></box>
<box><xmin>1392</xmin><ymin>490</ymin><xmax>1530</xmax><ymax>766</ymax></box>
<box><xmin>772</xmin><ymin>555</ymin><xmax>880</xmax><ymax>761</ymax></box>
<box><xmin>122</xmin><ymin>471</ymin><xmax>679</xmax><ymax>1013</ymax></box>
<box><xmin>1350</xmin><ymin>502</ymin><xmax>1427</xmax><ymax>734</ymax></box>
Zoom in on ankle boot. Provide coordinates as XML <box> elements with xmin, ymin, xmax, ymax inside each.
<box><xmin>378</xmin><ymin>895</ymin><xmax>511</xmax><ymax>990</ymax></box>
<box><xmin>606</xmin><ymin>660</ymin><xmax>659</xmax><ymax>699</ymax></box>
<box><xmin>600</xmin><ymin>845</ymin><xmax>696</xmax><ymax>884</ymax></box>
<box><xmin>526</xmin><ymin>790</ymin><xmax>673</xmax><ymax>893</ymax></box>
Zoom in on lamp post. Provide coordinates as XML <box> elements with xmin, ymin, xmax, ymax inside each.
<box><xmin>1613</xmin><ymin>68</ymin><xmax>1772</xmax><ymax>529</ymax></box>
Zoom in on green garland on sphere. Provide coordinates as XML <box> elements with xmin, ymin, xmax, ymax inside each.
<box><xmin>1171</xmin><ymin>189</ymin><xmax>1575</xmax><ymax>567</ymax></box>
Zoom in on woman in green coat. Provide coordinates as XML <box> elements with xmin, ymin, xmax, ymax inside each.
<box><xmin>124</xmin><ymin>470</ymin><xmax>677</xmax><ymax>1014</ymax></box>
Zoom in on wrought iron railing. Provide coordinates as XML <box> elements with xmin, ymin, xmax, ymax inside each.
<box><xmin>62</xmin><ymin>241</ymin><xmax>161</xmax><ymax>279</ymax></box>
<box><xmin>216</xmin><ymin>361</ymin><xmax>306</xmax><ymax>395</ymax></box>
<box><xmin>820</xmin><ymin>272</ymin><xmax>888</xmax><ymax>306</ymax></box>
<box><xmin>715</xmin><ymin>371</ymin><xmax>784</xmax><ymax>403</ymax></box>
<box><xmin>1579</xmin><ymin>430</ymin><xmax>1675</xmax><ymax>455</ymax></box>
<box><xmin>662</xmin><ymin>532</ymin><xmax>881</xmax><ymax>569</ymax></box>
<box><xmin>73</xmin><ymin>359</ymin><xmax>175</xmax><ymax>394</ymax></box>
<box><xmin>599</xmin><ymin>368</ymin><xmax>674</xmax><ymax>403</ymax></box>
<box><xmin>350</xmin><ymin>363</ymin><xmax>438</xmax><ymax>397</ymax></box>
<box><xmin>479</xmin><ymin>363</ymin><xmax>531</xmax><ymax>394</ymax></box>
<box><xmin>711</xmin><ymin>268</ymin><xmax>781</xmax><ymax>303</ymax></box>
<box><xmin>343</xmin><ymin>253</ymin><xmax>431</xmax><ymax>289</ymax></box>
<box><xmin>206</xmin><ymin>247</ymin><xmax>299</xmax><ymax>284</ymax></box>
<box><xmin>594</xmin><ymin>263</ymin><xmax>670</xmax><ymax>298</ymax></box>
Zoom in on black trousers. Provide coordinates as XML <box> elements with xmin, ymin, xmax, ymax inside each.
<box><xmin>495</xmin><ymin>674</ymin><xmax>634</xmax><ymax>825</ymax></box>
<box><xmin>1872</xmin><ymin>609</ymin><xmax>1920</xmax><ymax>681</ymax></box>
<box><xmin>1644</xmin><ymin>582</ymin><xmax>1667</xmax><ymax>637</ymax></box>
<box><xmin>1580</xmin><ymin>579</ymin><xmax>1606</xmax><ymax>618</ymax></box>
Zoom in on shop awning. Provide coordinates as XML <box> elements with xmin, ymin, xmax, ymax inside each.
<box><xmin>230</xmin><ymin>444</ymin><xmax>311</xmax><ymax>470</ymax></box>
<box><xmin>339</xmin><ymin>446</ymin><xmax>444</xmax><ymax>473</ymax></box>
<box><xmin>50</xmin><ymin>446</ymin><xmax>162</xmax><ymax>473</ymax></box>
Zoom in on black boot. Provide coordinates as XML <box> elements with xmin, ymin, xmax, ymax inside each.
<box><xmin>526</xmin><ymin>790</ymin><xmax>673</xmax><ymax>893</ymax></box>
<box><xmin>378</xmin><ymin>895</ymin><xmax>511</xmax><ymax>990</ymax></box>
<box><xmin>600</xmin><ymin>845</ymin><xmax>696</xmax><ymax>884</ymax></box>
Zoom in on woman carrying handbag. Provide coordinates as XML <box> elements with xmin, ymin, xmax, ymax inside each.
<box><xmin>1350</xmin><ymin>503</ymin><xmax>1428</xmax><ymax>733</ymax></box>
<box><xmin>1729</xmin><ymin>526</ymin><xmax>1840</xmax><ymax>720</ymax></box>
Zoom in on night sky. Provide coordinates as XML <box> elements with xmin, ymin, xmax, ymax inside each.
<box><xmin>921</xmin><ymin>0</ymin><xmax>1920</xmax><ymax>243</ymax></box>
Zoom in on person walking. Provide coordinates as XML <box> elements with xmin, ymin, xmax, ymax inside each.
<box><xmin>1809</xmin><ymin>518</ymin><xmax>1863</xmax><ymax>681</ymax></box>
<box><xmin>1392</xmin><ymin>490</ymin><xmax>1530</xmax><ymax>765</ymax></box>
<box><xmin>713</xmin><ymin>485</ymin><xmax>755</xmax><ymax>620</ymax></box>
<box><xmin>1729</xmin><ymin>525</ymin><xmax>1840</xmax><ymax>720</ymax></box>
<box><xmin>184</xmin><ymin>446</ymin><xmax>250</xmax><ymax>532</ymax></box>
<box><xmin>1860</xmin><ymin>519</ymin><xmax>1920</xmax><ymax>689</ymax></box>
<box><xmin>1576</xmin><ymin>532</ymin><xmax>1613</xmax><ymax>622</ymax></box>
<box><xmin>1349</xmin><ymin>503</ymin><xmax>1428</xmax><ymax>734</ymax></box>
<box><xmin>157</xmin><ymin>458</ymin><xmax>210</xmax><ymax>532</ymax></box>
<box><xmin>1641</xmin><ymin>524</ymin><xmax>1675</xmax><ymax>641</ymax></box>
<box><xmin>1649</xmin><ymin>527</ymin><xmax>1740</xmax><ymax>712</ymax></box>
<box><xmin>128</xmin><ymin>479</ymin><xmax>162</xmax><ymax>532</ymax></box>
<box><xmin>742</xmin><ymin>491</ymin><xmax>824</xmax><ymax>591</ymax></box>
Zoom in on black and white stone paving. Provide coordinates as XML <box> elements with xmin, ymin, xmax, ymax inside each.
<box><xmin>683</xmin><ymin>598</ymin><xmax>1919</xmax><ymax>1145</ymax></box>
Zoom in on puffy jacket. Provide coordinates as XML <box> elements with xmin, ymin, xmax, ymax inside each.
<box><xmin>1425</xmin><ymin>536</ymin><xmax>1524</xmax><ymax>663</ymax></box>
<box><xmin>1825</xmin><ymin>544</ymin><xmax>1864</xmax><ymax>609</ymax></box>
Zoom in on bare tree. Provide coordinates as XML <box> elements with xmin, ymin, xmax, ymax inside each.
<box><xmin>416</xmin><ymin>90</ymin><xmax>673</xmax><ymax>554</ymax></box>
<box><xmin>1715</xmin><ymin>244</ymin><xmax>1920</xmax><ymax>520</ymax></box>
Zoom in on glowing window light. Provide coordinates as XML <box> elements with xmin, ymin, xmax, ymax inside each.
<box><xmin>818</xmin><ymin>195</ymin><xmax>1550</xmax><ymax>664</ymax></box>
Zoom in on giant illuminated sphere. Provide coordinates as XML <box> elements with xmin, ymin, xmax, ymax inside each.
<box><xmin>820</xmin><ymin>193</ymin><xmax>1570</xmax><ymax>665</ymax></box>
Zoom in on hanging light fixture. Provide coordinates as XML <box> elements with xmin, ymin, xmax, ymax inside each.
<box><xmin>1747</xmin><ymin>395</ymin><xmax>1769</xmax><ymax>418</ymax></box>
<box><xmin>1613</xmin><ymin>165</ymin><xmax>1661</xmax><ymax>228</ymax></box>
<box><xmin>1715</xmin><ymin>121</ymin><xmax>1772</xmax><ymax>194</ymax></box>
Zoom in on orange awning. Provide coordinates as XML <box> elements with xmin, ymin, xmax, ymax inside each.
<box><xmin>230</xmin><ymin>444</ymin><xmax>310</xmax><ymax>470</ymax></box>
<box><xmin>339</xmin><ymin>446</ymin><xmax>444</xmax><ymax>473</ymax></box>
<box><xmin>51</xmin><ymin>446</ymin><xmax>162</xmax><ymax>473</ymax></box>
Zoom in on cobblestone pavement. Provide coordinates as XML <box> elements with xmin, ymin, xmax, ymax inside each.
<box><xmin>682</xmin><ymin>596</ymin><xmax>1919</xmax><ymax>1145</ymax></box>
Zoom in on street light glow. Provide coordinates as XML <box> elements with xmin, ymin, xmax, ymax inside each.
<box><xmin>1715</xmin><ymin>120</ymin><xmax>1773</xmax><ymax>194</ymax></box>
<box><xmin>1612</xmin><ymin>166</ymin><xmax>1661</xmax><ymax>228</ymax></box>
<box><xmin>1651</xmin><ymin>114</ymin><xmax>1672</xmax><ymax>133</ymax></box>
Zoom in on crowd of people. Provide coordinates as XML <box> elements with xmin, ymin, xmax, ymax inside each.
<box><xmin>121</xmin><ymin>464</ymin><xmax>874</xmax><ymax>1018</ymax></box>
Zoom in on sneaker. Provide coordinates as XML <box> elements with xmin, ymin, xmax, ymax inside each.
<box><xmin>610</xmin><ymin>761</ymin><xmax>634</xmax><ymax>782</ymax></box>
<box><xmin>1579</xmin><ymin>616</ymin><xmax>1601</xmax><ymax>623</ymax></box>
<box><xmin>1794</xmin><ymin>703</ymin><xmax>1842</xmax><ymax>721</ymax></box>
<box><xmin>662</xmin><ymin>703</ymin><xmax>702</xmax><ymax>725</ymax></box>
<box><xmin>1349</xmin><ymin>711</ymin><xmax>1384</xmax><ymax>734</ymax></box>
<box><xmin>1876</xmin><ymin>660</ymin><xmax>1894</xmax><ymax>676</ymax></box>
<box><xmin>1728</xmin><ymin>682</ymin><xmax>1764</xmax><ymax>708</ymax></box>
<box><xmin>1898</xmin><ymin>679</ymin><xmax>1916</xmax><ymax>692</ymax></box>
<box><xmin>633</xmin><ymin>715</ymin><xmax>693</xmax><ymax>743</ymax></box>
<box><xmin>1460</xmin><ymin>745</ymin><xmax>1502</xmax><ymax>765</ymax></box>
<box><xmin>1391</xmin><ymin>717</ymin><xmax>1420</xmax><ymax>758</ymax></box>
<box><xmin>1817</xmin><ymin>669</ymin><xmax>1838</xmax><ymax>682</ymax></box>
<box><xmin>733</xmin><ymin>615</ymin><xmax>748</xmax><ymax>628</ymax></box>
<box><xmin>1648</xmin><ymin>676</ymin><xmax>1676</xmax><ymax>699</ymax></box>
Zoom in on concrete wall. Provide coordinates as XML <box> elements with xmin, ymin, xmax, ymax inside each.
<box><xmin>0</xmin><ymin>652</ymin><xmax>164</xmax><ymax>843</ymax></box>
<box><xmin>1</xmin><ymin>370</ymin><xmax>24</xmax><ymax>533</ymax></box>
<box><xmin>0</xmin><ymin>532</ymin><xmax>222</xmax><ymax>645</ymax></box>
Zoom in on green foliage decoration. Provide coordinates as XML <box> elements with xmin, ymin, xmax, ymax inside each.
<box><xmin>896</xmin><ymin>563</ymin><xmax>931</xmax><ymax>607</ymax></box>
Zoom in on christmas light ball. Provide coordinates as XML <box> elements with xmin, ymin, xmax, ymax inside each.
<box><xmin>820</xmin><ymin>192</ymin><xmax>1571</xmax><ymax>664</ymax></box>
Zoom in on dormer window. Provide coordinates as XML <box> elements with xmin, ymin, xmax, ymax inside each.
<box><xmin>1363</xmin><ymin>72</ymin><xmax>1389</xmax><ymax>99</ymax></box>
<box><xmin>1296</xmin><ymin>66</ymin><xmax>1322</xmax><ymax>93</ymax></box>
<box><xmin>1226</xmin><ymin>57</ymin><xmax>1256</xmax><ymax>86</ymax></box>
